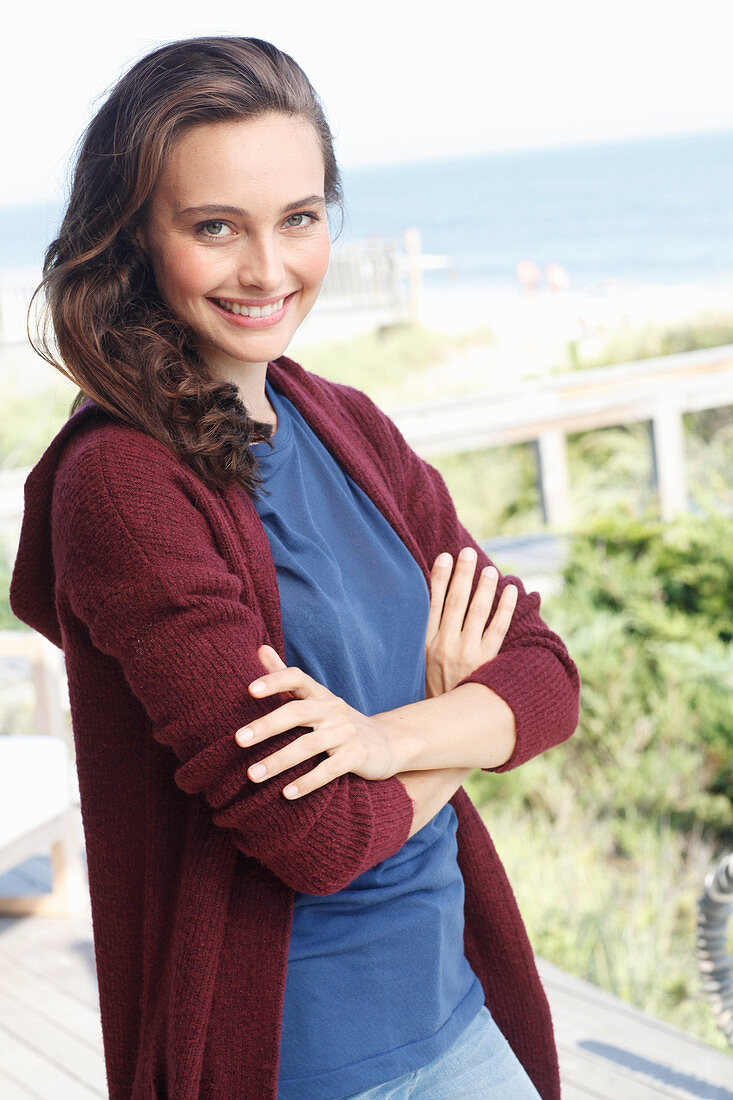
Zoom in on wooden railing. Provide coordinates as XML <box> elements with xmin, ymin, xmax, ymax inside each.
<box><xmin>1</xmin><ymin>345</ymin><xmax>731</xmax><ymax>544</ymax></box>
<box><xmin>386</xmin><ymin>344</ymin><xmax>733</xmax><ymax>527</ymax></box>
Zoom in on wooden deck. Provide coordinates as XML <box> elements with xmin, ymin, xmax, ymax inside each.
<box><xmin>0</xmin><ymin>813</ymin><xmax>731</xmax><ymax>1099</ymax></box>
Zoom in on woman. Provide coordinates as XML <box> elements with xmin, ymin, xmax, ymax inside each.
<box><xmin>10</xmin><ymin>36</ymin><xmax>580</xmax><ymax>1100</ymax></box>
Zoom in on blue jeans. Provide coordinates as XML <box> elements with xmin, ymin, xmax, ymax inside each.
<box><xmin>340</xmin><ymin>1006</ymin><xmax>542</xmax><ymax>1099</ymax></box>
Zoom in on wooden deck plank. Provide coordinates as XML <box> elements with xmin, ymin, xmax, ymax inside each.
<box><xmin>0</xmin><ymin>908</ymin><xmax>98</xmax><ymax>1011</ymax></box>
<box><xmin>561</xmin><ymin>1086</ymin><xmax>610</xmax><ymax>1100</ymax></box>
<box><xmin>0</xmin><ymin>949</ymin><xmax>103</xmax><ymax>1048</ymax></box>
<box><xmin>0</xmin><ymin>986</ymin><xmax>106</xmax><ymax>1095</ymax></box>
<box><xmin>537</xmin><ymin>958</ymin><xmax>733</xmax><ymax>1099</ymax></box>
<box><xmin>559</xmin><ymin>1045</ymin><xmax>692</xmax><ymax>1098</ymax></box>
<box><xmin>0</xmin><ymin>1018</ymin><xmax>103</xmax><ymax>1099</ymax></box>
<box><xmin>1</xmin><ymin>849</ymin><xmax>731</xmax><ymax>1099</ymax></box>
<box><xmin>0</xmin><ymin>1066</ymin><xmax>41</xmax><ymax>1099</ymax></box>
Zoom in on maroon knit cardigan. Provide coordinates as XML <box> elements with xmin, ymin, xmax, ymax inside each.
<box><xmin>10</xmin><ymin>356</ymin><xmax>579</xmax><ymax>1100</ymax></box>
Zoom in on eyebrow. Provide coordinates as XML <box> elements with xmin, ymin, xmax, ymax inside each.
<box><xmin>178</xmin><ymin>195</ymin><xmax>326</xmax><ymax>218</ymax></box>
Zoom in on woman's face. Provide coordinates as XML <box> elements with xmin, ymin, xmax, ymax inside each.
<box><xmin>136</xmin><ymin>112</ymin><xmax>331</xmax><ymax>379</ymax></box>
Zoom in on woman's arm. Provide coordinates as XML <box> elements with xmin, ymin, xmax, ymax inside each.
<box><xmin>340</xmin><ymin>382</ymin><xmax>581</xmax><ymax>771</ymax></box>
<box><xmin>398</xmin><ymin>766</ymin><xmax>473</xmax><ymax>839</ymax></box>
<box><xmin>237</xmin><ymin>554</ymin><xmax>516</xmax><ymax>821</ymax></box>
<box><xmin>238</xmin><ymin>648</ymin><xmax>514</xmax><ymax>795</ymax></box>
<box><xmin>51</xmin><ymin>428</ymin><xmax>414</xmax><ymax>896</ymax></box>
<box><xmin>378</xmin><ymin>681</ymin><xmax>517</xmax><ymax>771</ymax></box>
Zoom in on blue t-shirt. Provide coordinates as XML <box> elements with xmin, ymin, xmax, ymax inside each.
<box><xmin>251</xmin><ymin>379</ymin><xmax>486</xmax><ymax>1100</ymax></box>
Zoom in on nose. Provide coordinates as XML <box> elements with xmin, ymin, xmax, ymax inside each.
<box><xmin>236</xmin><ymin>232</ymin><xmax>287</xmax><ymax>295</ymax></box>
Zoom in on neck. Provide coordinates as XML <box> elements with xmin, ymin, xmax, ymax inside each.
<box><xmin>204</xmin><ymin>353</ymin><xmax>276</xmax><ymax>429</ymax></box>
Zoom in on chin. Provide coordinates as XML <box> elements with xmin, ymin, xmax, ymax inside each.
<box><xmin>215</xmin><ymin>339</ymin><xmax>293</xmax><ymax>369</ymax></box>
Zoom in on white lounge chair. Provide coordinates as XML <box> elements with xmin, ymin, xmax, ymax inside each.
<box><xmin>0</xmin><ymin>630</ymin><xmax>89</xmax><ymax>916</ymax></box>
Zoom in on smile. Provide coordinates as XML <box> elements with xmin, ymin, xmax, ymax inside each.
<box><xmin>217</xmin><ymin>297</ymin><xmax>284</xmax><ymax>318</ymax></box>
<box><xmin>208</xmin><ymin>292</ymin><xmax>296</xmax><ymax>329</ymax></box>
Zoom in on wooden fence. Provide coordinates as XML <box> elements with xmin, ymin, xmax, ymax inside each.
<box><xmin>1</xmin><ymin>345</ymin><xmax>731</xmax><ymax>546</ymax></box>
<box><xmin>386</xmin><ymin>343</ymin><xmax>733</xmax><ymax>527</ymax></box>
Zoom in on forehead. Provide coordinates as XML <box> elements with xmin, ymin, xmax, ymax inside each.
<box><xmin>155</xmin><ymin>113</ymin><xmax>325</xmax><ymax>209</ymax></box>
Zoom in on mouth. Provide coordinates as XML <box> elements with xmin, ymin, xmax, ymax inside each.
<box><xmin>207</xmin><ymin>291</ymin><xmax>297</xmax><ymax>328</ymax></box>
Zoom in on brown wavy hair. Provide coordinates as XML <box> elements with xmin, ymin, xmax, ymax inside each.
<box><xmin>31</xmin><ymin>36</ymin><xmax>344</xmax><ymax>499</ymax></box>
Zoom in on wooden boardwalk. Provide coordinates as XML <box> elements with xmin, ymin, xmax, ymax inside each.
<box><xmin>0</xmin><ymin>814</ymin><xmax>731</xmax><ymax>1099</ymax></box>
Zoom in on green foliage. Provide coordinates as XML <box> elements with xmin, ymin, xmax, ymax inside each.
<box><xmin>0</xmin><ymin>551</ymin><xmax>17</xmax><ymax>630</ymax></box>
<box><xmin>0</xmin><ymin>381</ymin><xmax>77</xmax><ymax>469</ymax></box>
<box><xmin>562</xmin><ymin>509</ymin><xmax>733</xmax><ymax>643</ymax></box>
<box><xmin>295</xmin><ymin>322</ymin><xmax>495</xmax><ymax>404</ymax></box>
<box><xmin>429</xmin><ymin>444</ymin><xmax>543</xmax><ymax>542</ymax></box>
<box><xmin>467</xmin><ymin>509</ymin><xmax>733</xmax><ymax>1052</ymax></box>
<box><xmin>685</xmin><ymin>408</ymin><xmax>733</xmax><ymax>515</ymax></box>
<box><xmin>544</xmin><ymin>510</ymin><xmax>733</xmax><ymax>828</ymax></box>
<box><xmin>481</xmin><ymin>799</ymin><xmax>733</xmax><ymax>1054</ymax></box>
<box><xmin>566</xmin><ymin>423</ymin><xmax>658</xmax><ymax>525</ymax></box>
<box><xmin>556</xmin><ymin>308</ymin><xmax>733</xmax><ymax>372</ymax></box>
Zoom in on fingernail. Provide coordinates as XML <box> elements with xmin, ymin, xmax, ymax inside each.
<box><xmin>283</xmin><ymin>784</ymin><xmax>299</xmax><ymax>798</ymax></box>
<box><xmin>459</xmin><ymin>547</ymin><xmax>476</xmax><ymax>561</ymax></box>
<box><xmin>249</xmin><ymin>680</ymin><xmax>265</xmax><ymax>693</ymax></box>
<box><xmin>249</xmin><ymin>763</ymin><xmax>266</xmax><ymax>779</ymax></box>
<box><xmin>482</xmin><ymin>566</ymin><xmax>497</xmax><ymax>579</ymax></box>
<box><xmin>436</xmin><ymin>553</ymin><xmax>452</xmax><ymax>567</ymax></box>
<box><xmin>236</xmin><ymin>728</ymin><xmax>254</xmax><ymax>744</ymax></box>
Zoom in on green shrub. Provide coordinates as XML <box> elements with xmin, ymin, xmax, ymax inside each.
<box><xmin>556</xmin><ymin>309</ymin><xmax>733</xmax><ymax>373</ymax></box>
<box><xmin>466</xmin><ymin>509</ymin><xmax>733</xmax><ymax>1052</ymax></box>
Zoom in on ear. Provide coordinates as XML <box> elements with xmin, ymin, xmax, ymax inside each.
<box><xmin>133</xmin><ymin>222</ymin><xmax>149</xmax><ymax>257</ymax></box>
<box><xmin>126</xmin><ymin>208</ymin><xmax>150</xmax><ymax>257</ymax></box>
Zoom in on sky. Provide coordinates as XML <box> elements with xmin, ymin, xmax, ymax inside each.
<box><xmin>2</xmin><ymin>0</ymin><xmax>733</xmax><ymax>208</ymax></box>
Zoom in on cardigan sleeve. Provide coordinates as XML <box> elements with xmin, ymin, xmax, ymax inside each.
<box><xmin>342</xmin><ymin>385</ymin><xmax>580</xmax><ymax>772</ymax></box>
<box><xmin>52</xmin><ymin>432</ymin><xmax>415</xmax><ymax>895</ymax></box>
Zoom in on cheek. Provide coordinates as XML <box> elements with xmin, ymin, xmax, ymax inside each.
<box><xmin>300</xmin><ymin>235</ymin><xmax>331</xmax><ymax>286</ymax></box>
<box><xmin>154</xmin><ymin>242</ymin><xmax>214</xmax><ymax>302</ymax></box>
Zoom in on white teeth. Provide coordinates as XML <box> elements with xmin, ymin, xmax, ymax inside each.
<box><xmin>217</xmin><ymin>297</ymin><xmax>285</xmax><ymax>318</ymax></box>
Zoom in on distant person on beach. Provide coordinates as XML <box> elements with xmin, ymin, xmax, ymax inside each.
<box><xmin>545</xmin><ymin>263</ymin><xmax>570</xmax><ymax>294</ymax></box>
<box><xmin>517</xmin><ymin>258</ymin><xmax>542</xmax><ymax>297</ymax></box>
<box><xmin>10</xmin><ymin>37</ymin><xmax>579</xmax><ymax>1100</ymax></box>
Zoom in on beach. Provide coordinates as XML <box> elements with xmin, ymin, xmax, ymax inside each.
<box><xmin>2</xmin><ymin>276</ymin><xmax>732</xmax><ymax>404</ymax></box>
<box><xmin>289</xmin><ymin>278</ymin><xmax>733</xmax><ymax>395</ymax></box>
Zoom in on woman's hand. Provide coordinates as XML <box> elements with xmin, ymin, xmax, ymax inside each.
<box><xmin>234</xmin><ymin>645</ymin><xmax>400</xmax><ymax>799</ymax></box>
<box><xmin>425</xmin><ymin>547</ymin><xmax>518</xmax><ymax>698</ymax></box>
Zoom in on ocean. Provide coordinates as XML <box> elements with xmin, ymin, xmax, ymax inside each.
<box><xmin>1</xmin><ymin>129</ymin><xmax>732</xmax><ymax>292</ymax></box>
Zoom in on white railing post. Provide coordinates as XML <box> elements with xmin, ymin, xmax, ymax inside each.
<box><xmin>537</xmin><ymin>429</ymin><xmax>573</xmax><ymax>530</ymax></box>
<box><xmin>650</xmin><ymin>403</ymin><xmax>688</xmax><ymax>521</ymax></box>
<box><xmin>404</xmin><ymin>227</ymin><xmax>423</xmax><ymax>326</ymax></box>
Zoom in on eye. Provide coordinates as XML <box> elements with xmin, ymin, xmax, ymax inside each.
<box><xmin>198</xmin><ymin>220</ymin><xmax>234</xmax><ymax>239</ymax></box>
<box><xmin>283</xmin><ymin>212</ymin><xmax>319</xmax><ymax>230</ymax></box>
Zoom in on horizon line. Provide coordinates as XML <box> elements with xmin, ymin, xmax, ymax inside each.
<box><xmin>0</xmin><ymin>123</ymin><xmax>731</xmax><ymax>212</ymax></box>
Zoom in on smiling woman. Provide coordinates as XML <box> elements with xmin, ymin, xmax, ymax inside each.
<box><xmin>10</xmin><ymin>34</ymin><xmax>579</xmax><ymax>1100</ymax></box>
<box><xmin>30</xmin><ymin>36</ymin><xmax>344</xmax><ymax>496</ymax></box>
<box><xmin>134</xmin><ymin>114</ymin><xmax>332</xmax><ymax>425</ymax></box>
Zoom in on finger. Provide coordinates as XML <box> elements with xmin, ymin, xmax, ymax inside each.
<box><xmin>462</xmin><ymin>565</ymin><xmax>499</xmax><ymax>647</ymax></box>
<box><xmin>248</xmin><ymin>664</ymin><xmax>329</xmax><ymax>703</ymax></box>
<box><xmin>235</xmin><ymin>697</ymin><xmax>326</xmax><ymax>747</ymax></box>
<box><xmin>255</xmin><ymin>645</ymin><xmax>297</xmax><ymax>700</ymax></box>
<box><xmin>247</xmin><ymin>728</ymin><xmax>342</xmax><ymax>785</ymax></box>
<box><xmin>438</xmin><ymin>546</ymin><xmax>479</xmax><ymax>638</ymax></box>
<box><xmin>425</xmin><ymin>553</ymin><xmax>453</xmax><ymax>648</ymax></box>
<box><xmin>281</xmin><ymin>754</ymin><xmax>348</xmax><ymax>800</ymax></box>
<box><xmin>257</xmin><ymin>644</ymin><xmax>287</xmax><ymax>671</ymax></box>
<box><xmin>479</xmin><ymin>583</ymin><xmax>519</xmax><ymax>662</ymax></box>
